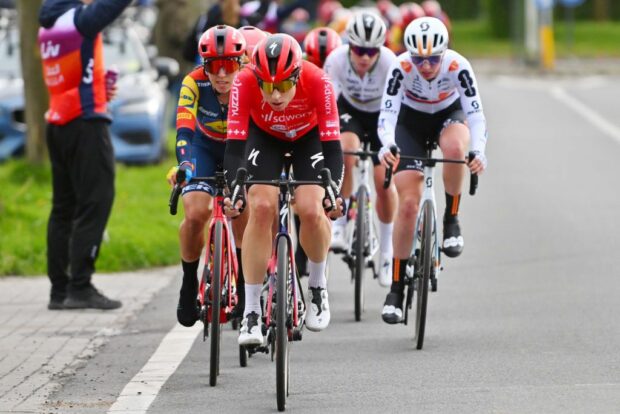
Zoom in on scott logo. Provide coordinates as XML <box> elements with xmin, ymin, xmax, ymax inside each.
<box><xmin>420</xmin><ymin>22</ymin><xmax>430</xmax><ymax>32</ymax></box>
<box><xmin>40</xmin><ymin>40</ymin><xmax>60</xmax><ymax>59</ymax></box>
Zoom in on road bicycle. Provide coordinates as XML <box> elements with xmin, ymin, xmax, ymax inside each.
<box><xmin>333</xmin><ymin>143</ymin><xmax>380</xmax><ymax>321</ymax></box>
<box><xmin>231</xmin><ymin>164</ymin><xmax>338</xmax><ymax>412</ymax></box>
<box><xmin>169</xmin><ymin>170</ymin><xmax>244</xmax><ymax>386</ymax></box>
<box><xmin>385</xmin><ymin>143</ymin><xmax>478</xmax><ymax>350</ymax></box>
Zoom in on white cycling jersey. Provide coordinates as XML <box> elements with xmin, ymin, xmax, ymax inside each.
<box><xmin>377</xmin><ymin>49</ymin><xmax>488</xmax><ymax>155</ymax></box>
<box><xmin>323</xmin><ymin>44</ymin><xmax>397</xmax><ymax>113</ymax></box>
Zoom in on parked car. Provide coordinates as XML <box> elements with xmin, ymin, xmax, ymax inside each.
<box><xmin>0</xmin><ymin>21</ymin><xmax>178</xmax><ymax>163</ymax></box>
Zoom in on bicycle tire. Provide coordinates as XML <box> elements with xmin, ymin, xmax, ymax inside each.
<box><xmin>353</xmin><ymin>187</ymin><xmax>368</xmax><ymax>322</ymax></box>
<box><xmin>414</xmin><ymin>200</ymin><xmax>432</xmax><ymax>350</ymax></box>
<box><xmin>209</xmin><ymin>221</ymin><xmax>223</xmax><ymax>386</ymax></box>
<box><xmin>276</xmin><ymin>236</ymin><xmax>290</xmax><ymax>412</ymax></box>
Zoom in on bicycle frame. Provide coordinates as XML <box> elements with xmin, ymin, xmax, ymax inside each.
<box><xmin>199</xmin><ymin>178</ymin><xmax>239</xmax><ymax>325</ymax></box>
<box><xmin>407</xmin><ymin>158</ymin><xmax>441</xmax><ymax>283</ymax></box>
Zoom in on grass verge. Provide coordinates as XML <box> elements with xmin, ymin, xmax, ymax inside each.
<box><xmin>0</xmin><ymin>135</ymin><xmax>181</xmax><ymax>276</ymax></box>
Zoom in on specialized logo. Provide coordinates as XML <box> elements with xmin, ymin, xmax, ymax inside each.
<box><xmin>340</xmin><ymin>113</ymin><xmax>352</xmax><ymax>123</ymax></box>
<box><xmin>248</xmin><ymin>148</ymin><xmax>260</xmax><ymax>166</ymax></box>
<box><xmin>268</xmin><ymin>42</ymin><xmax>278</xmax><ymax>56</ymax></box>
<box><xmin>279</xmin><ymin>204</ymin><xmax>289</xmax><ymax>227</ymax></box>
<box><xmin>310</xmin><ymin>152</ymin><xmax>324</xmax><ymax>169</ymax></box>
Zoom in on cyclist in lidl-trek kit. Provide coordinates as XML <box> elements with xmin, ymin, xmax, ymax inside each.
<box><xmin>377</xmin><ymin>17</ymin><xmax>488</xmax><ymax>324</ymax></box>
<box><xmin>167</xmin><ymin>25</ymin><xmax>248</xmax><ymax>327</ymax></box>
<box><xmin>223</xmin><ymin>34</ymin><xmax>345</xmax><ymax>346</ymax></box>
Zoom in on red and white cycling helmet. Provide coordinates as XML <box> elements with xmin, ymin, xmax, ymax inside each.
<box><xmin>303</xmin><ymin>27</ymin><xmax>342</xmax><ymax>68</ymax></box>
<box><xmin>238</xmin><ymin>26</ymin><xmax>268</xmax><ymax>60</ymax></box>
<box><xmin>399</xmin><ymin>2</ymin><xmax>426</xmax><ymax>29</ymax></box>
<box><xmin>403</xmin><ymin>16</ymin><xmax>449</xmax><ymax>57</ymax></box>
<box><xmin>253</xmin><ymin>33</ymin><xmax>303</xmax><ymax>82</ymax></box>
<box><xmin>198</xmin><ymin>25</ymin><xmax>246</xmax><ymax>60</ymax></box>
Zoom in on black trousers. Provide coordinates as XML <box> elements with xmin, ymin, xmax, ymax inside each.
<box><xmin>46</xmin><ymin>118</ymin><xmax>115</xmax><ymax>299</ymax></box>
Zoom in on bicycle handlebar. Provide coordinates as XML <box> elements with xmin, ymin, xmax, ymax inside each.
<box><xmin>168</xmin><ymin>171</ymin><xmax>228</xmax><ymax>215</ymax></box>
<box><xmin>231</xmin><ymin>167</ymin><xmax>340</xmax><ymax>214</ymax></box>
<box><xmin>382</xmin><ymin>146</ymin><xmax>479</xmax><ymax>195</ymax></box>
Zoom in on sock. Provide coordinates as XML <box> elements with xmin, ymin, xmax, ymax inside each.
<box><xmin>181</xmin><ymin>259</ymin><xmax>199</xmax><ymax>294</ymax></box>
<box><xmin>243</xmin><ymin>283</ymin><xmax>263</xmax><ymax>318</ymax></box>
<box><xmin>379</xmin><ymin>220</ymin><xmax>394</xmax><ymax>258</ymax></box>
<box><xmin>445</xmin><ymin>192</ymin><xmax>461</xmax><ymax>221</ymax></box>
<box><xmin>236</xmin><ymin>248</ymin><xmax>245</xmax><ymax>304</ymax></box>
<box><xmin>308</xmin><ymin>259</ymin><xmax>327</xmax><ymax>289</ymax></box>
<box><xmin>390</xmin><ymin>257</ymin><xmax>407</xmax><ymax>295</ymax></box>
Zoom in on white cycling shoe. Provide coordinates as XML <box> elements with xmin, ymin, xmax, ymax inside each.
<box><xmin>238</xmin><ymin>311</ymin><xmax>264</xmax><ymax>346</ymax></box>
<box><xmin>378</xmin><ymin>254</ymin><xmax>392</xmax><ymax>287</ymax></box>
<box><xmin>306</xmin><ymin>287</ymin><xmax>330</xmax><ymax>332</ymax></box>
<box><xmin>330</xmin><ymin>225</ymin><xmax>347</xmax><ymax>251</ymax></box>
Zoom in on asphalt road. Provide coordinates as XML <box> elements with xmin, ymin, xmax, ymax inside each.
<box><xmin>46</xmin><ymin>73</ymin><xmax>620</xmax><ymax>414</ymax></box>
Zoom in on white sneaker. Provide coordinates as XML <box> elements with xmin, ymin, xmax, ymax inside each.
<box><xmin>378</xmin><ymin>254</ymin><xmax>392</xmax><ymax>287</ymax></box>
<box><xmin>306</xmin><ymin>287</ymin><xmax>330</xmax><ymax>331</ymax></box>
<box><xmin>330</xmin><ymin>225</ymin><xmax>347</xmax><ymax>251</ymax></box>
<box><xmin>238</xmin><ymin>312</ymin><xmax>264</xmax><ymax>346</ymax></box>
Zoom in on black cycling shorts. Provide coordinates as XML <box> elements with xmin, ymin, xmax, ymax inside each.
<box><xmin>337</xmin><ymin>96</ymin><xmax>381</xmax><ymax>166</ymax></box>
<box><xmin>395</xmin><ymin>100</ymin><xmax>466</xmax><ymax>173</ymax></box>
<box><xmin>243</xmin><ymin>120</ymin><xmax>326</xmax><ymax>182</ymax></box>
<box><xmin>182</xmin><ymin>136</ymin><xmax>226</xmax><ymax>196</ymax></box>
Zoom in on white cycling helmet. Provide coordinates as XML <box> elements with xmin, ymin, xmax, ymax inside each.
<box><xmin>346</xmin><ymin>11</ymin><xmax>386</xmax><ymax>48</ymax></box>
<box><xmin>404</xmin><ymin>16</ymin><xmax>449</xmax><ymax>57</ymax></box>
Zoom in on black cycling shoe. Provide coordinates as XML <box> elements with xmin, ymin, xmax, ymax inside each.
<box><xmin>442</xmin><ymin>217</ymin><xmax>464</xmax><ymax>258</ymax></box>
<box><xmin>63</xmin><ymin>285</ymin><xmax>122</xmax><ymax>310</ymax></box>
<box><xmin>48</xmin><ymin>297</ymin><xmax>65</xmax><ymax>310</ymax></box>
<box><xmin>381</xmin><ymin>291</ymin><xmax>404</xmax><ymax>324</ymax></box>
<box><xmin>177</xmin><ymin>288</ymin><xmax>199</xmax><ymax>327</ymax></box>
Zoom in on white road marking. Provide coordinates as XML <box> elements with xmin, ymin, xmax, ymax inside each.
<box><xmin>107</xmin><ymin>323</ymin><xmax>200</xmax><ymax>413</ymax></box>
<box><xmin>550</xmin><ymin>86</ymin><xmax>620</xmax><ymax>145</ymax></box>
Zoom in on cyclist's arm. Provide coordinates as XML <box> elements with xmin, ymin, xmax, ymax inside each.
<box><xmin>313</xmin><ymin>71</ymin><xmax>344</xmax><ymax>191</ymax></box>
<box><xmin>377</xmin><ymin>63</ymin><xmax>406</xmax><ymax>148</ymax></box>
<box><xmin>175</xmin><ymin>75</ymin><xmax>200</xmax><ymax>165</ymax></box>
<box><xmin>451</xmin><ymin>55</ymin><xmax>488</xmax><ymax>156</ymax></box>
<box><xmin>224</xmin><ymin>69</ymin><xmax>252</xmax><ymax>186</ymax></box>
<box><xmin>74</xmin><ymin>0</ymin><xmax>133</xmax><ymax>38</ymax></box>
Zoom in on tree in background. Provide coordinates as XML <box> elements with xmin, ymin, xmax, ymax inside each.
<box><xmin>17</xmin><ymin>0</ymin><xmax>48</xmax><ymax>164</ymax></box>
<box><xmin>592</xmin><ymin>0</ymin><xmax>610</xmax><ymax>21</ymax></box>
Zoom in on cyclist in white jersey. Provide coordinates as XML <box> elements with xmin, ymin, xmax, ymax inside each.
<box><xmin>323</xmin><ymin>11</ymin><xmax>398</xmax><ymax>287</ymax></box>
<box><xmin>377</xmin><ymin>17</ymin><xmax>488</xmax><ymax>324</ymax></box>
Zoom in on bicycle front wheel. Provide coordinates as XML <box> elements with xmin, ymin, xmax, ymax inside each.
<box><xmin>414</xmin><ymin>200</ymin><xmax>432</xmax><ymax>350</ymax></box>
<box><xmin>353</xmin><ymin>187</ymin><xmax>368</xmax><ymax>322</ymax></box>
<box><xmin>209</xmin><ymin>221</ymin><xmax>223</xmax><ymax>386</ymax></box>
<box><xmin>276</xmin><ymin>236</ymin><xmax>290</xmax><ymax>412</ymax></box>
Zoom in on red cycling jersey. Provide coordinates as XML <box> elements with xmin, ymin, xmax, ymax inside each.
<box><xmin>227</xmin><ymin>60</ymin><xmax>340</xmax><ymax>142</ymax></box>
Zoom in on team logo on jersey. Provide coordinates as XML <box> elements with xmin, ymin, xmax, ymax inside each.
<box><xmin>340</xmin><ymin>113</ymin><xmax>352</xmax><ymax>123</ymax></box>
<box><xmin>310</xmin><ymin>152</ymin><xmax>324</xmax><ymax>169</ymax></box>
<box><xmin>400</xmin><ymin>61</ymin><xmax>413</xmax><ymax>73</ymax></box>
<box><xmin>449</xmin><ymin>60</ymin><xmax>459</xmax><ymax>72</ymax></box>
<box><xmin>179</xmin><ymin>86</ymin><xmax>196</xmax><ymax>107</ymax></box>
<box><xmin>248</xmin><ymin>148</ymin><xmax>260</xmax><ymax>166</ymax></box>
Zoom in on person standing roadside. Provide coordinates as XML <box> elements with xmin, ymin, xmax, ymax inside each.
<box><xmin>39</xmin><ymin>0</ymin><xmax>132</xmax><ymax>310</ymax></box>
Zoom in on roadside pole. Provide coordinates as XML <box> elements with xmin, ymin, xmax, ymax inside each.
<box><xmin>536</xmin><ymin>0</ymin><xmax>556</xmax><ymax>70</ymax></box>
<box><xmin>524</xmin><ymin>0</ymin><xmax>540</xmax><ymax>64</ymax></box>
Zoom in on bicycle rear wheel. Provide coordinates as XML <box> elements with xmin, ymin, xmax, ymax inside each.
<box><xmin>353</xmin><ymin>187</ymin><xmax>368</xmax><ymax>322</ymax></box>
<box><xmin>209</xmin><ymin>221</ymin><xmax>223</xmax><ymax>386</ymax></box>
<box><xmin>276</xmin><ymin>236</ymin><xmax>290</xmax><ymax>412</ymax></box>
<box><xmin>414</xmin><ymin>200</ymin><xmax>432</xmax><ymax>350</ymax></box>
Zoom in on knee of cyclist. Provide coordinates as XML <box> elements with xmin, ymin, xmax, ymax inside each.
<box><xmin>400</xmin><ymin>197</ymin><xmax>419</xmax><ymax>220</ymax></box>
<box><xmin>297</xmin><ymin>204</ymin><xmax>323</xmax><ymax>225</ymax></box>
<box><xmin>441</xmin><ymin>140</ymin><xmax>467</xmax><ymax>158</ymax></box>
<box><xmin>250</xmin><ymin>199</ymin><xmax>277</xmax><ymax>224</ymax></box>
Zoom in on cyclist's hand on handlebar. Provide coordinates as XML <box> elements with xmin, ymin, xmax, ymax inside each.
<box><xmin>223</xmin><ymin>196</ymin><xmax>244</xmax><ymax>218</ymax></box>
<box><xmin>167</xmin><ymin>162</ymin><xmax>194</xmax><ymax>187</ymax></box>
<box><xmin>379</xmin><ymin>145</ymin><xmax>400</xmax><ymax>170</ymax></box>
<box><xmin>467</xmin><ymin>151</ymin><xmax>487</xmax><ymax>175</ymax></box>
<box><xmin>323</xmin><ymin>195</ymin><xmax>345</xmax><ymax>220</ymax></box>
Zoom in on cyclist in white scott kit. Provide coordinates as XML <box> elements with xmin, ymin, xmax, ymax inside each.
<box><xmin>377</xmin><ymin>17</ymin><xmax>488</xmax><ymax>324</ymax></box>
<box><xmin>323</xmin><ymin>11</ymin><xmax>398</xmax><ymax>287</ymax></box>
